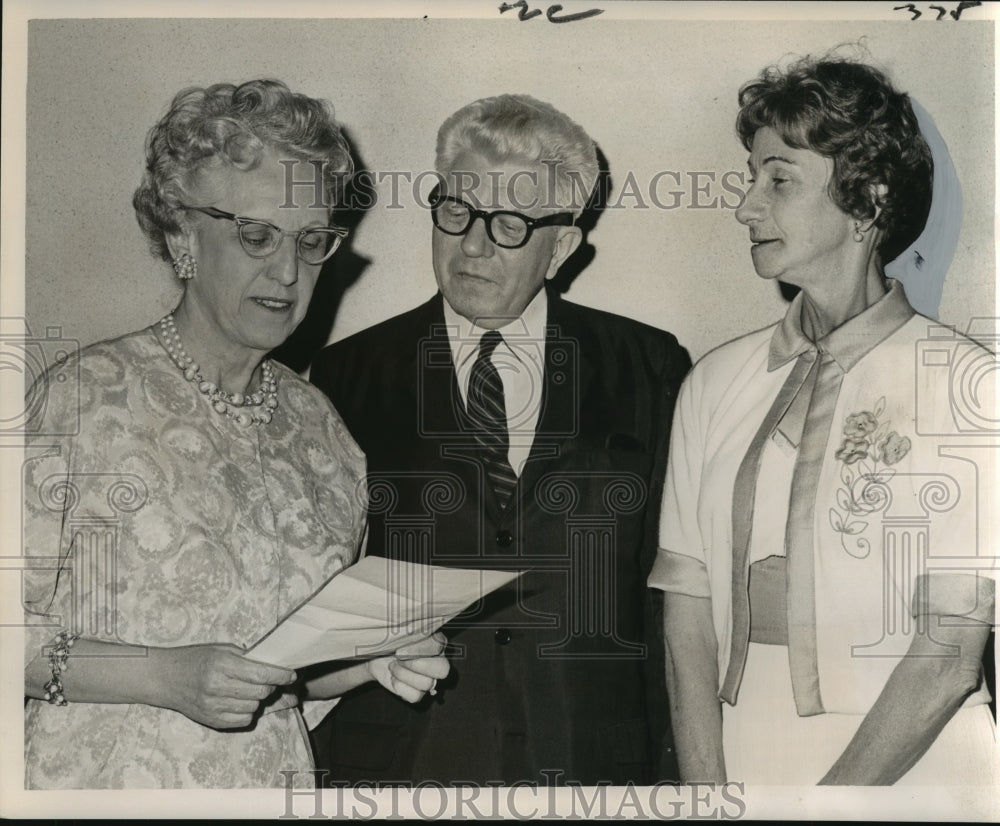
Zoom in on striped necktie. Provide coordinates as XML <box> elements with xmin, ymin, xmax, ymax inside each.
<box><xmin>467</xmin><ymin>331</ymin><xmax>517</xmax><ymax>509</ymax></box>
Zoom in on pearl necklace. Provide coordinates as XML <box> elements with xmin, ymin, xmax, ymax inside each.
<box><xmin>158</xmin><ymin>314</ymin><xmax>279</xmax><ymax>426</ymax></box>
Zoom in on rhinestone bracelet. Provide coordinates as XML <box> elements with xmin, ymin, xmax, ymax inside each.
<box><xmin>42</xmin><ymin>630</ymin><xmax>79</xmax><ymax>706</ymax></box>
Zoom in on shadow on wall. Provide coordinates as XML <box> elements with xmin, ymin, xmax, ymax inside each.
<box><xmin>271</xmin><ymin>126</ymin><xmax>373</xmax><ymax>374</ymax></box>
<box><xmin>548</xmin><ymin>145</ymin><xmax>610</xmax><ymax>297</ymax></box>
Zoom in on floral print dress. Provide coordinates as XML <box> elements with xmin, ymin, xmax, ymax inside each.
<box><xmin>22</xmin><ymin>326</ymin><xmax>366</xmax><ymax>788</ymax></box>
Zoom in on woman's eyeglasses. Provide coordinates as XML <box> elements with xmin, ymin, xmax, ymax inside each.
<box><xmin>182</xmin><ymin>205</ymin><xmax>348</xmax><ymax>264</ymax></box>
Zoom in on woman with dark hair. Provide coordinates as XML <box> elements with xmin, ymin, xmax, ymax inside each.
<box><xmin>649</xmin><ymin>55</ymin><xmax>995</xmax><ymax>785</ymax></box>
<box><xmin>22</xmin><ymin>79</ymin><xmax>448</xmax><ymax>789</ymax></box>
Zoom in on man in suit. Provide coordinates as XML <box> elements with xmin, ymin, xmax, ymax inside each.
<box><xmin>309</xmin><ymin>94</ymin><xmax>690</xmax><ymax>786</ymax></box>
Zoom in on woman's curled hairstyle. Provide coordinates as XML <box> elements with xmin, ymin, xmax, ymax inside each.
<box><xmin>736</xmin><ymin>55</ymin><xmax>933</xmax><ymax>264</ymax></box>
<box><xmin>133</xmin><ymin>79</ymin><xmax>353</xmax><ymax>261</ymax></box>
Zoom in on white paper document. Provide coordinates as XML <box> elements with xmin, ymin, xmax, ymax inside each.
<box><xmin>248</xmin><ymin>556</ymin><xmax>521</xmax><ymax>668</ymax></box>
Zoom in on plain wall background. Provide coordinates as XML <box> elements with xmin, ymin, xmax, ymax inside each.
<box><xmin>24</xmin><ymin>18</ymin><xmax>995</xmax><ymax>364</ymax></box>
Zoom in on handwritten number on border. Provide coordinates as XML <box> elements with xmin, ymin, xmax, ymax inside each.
<box><xmin>893</xmin><ymin>1</ymin><xmax>981</xmax><ymax>20</ymax></box>
<box><xmin>499</xmin><ymin>1</ymin><xmax>604</xmax><ymax>23</ymax></box>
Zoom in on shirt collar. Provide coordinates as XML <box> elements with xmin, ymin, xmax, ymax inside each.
<box><xmin>768</xmin><ymin>278</ymin><xmax>915</xmax><ymax>373</ymax></box>
<box><xmin>442</xmin><ymin>287</ymin><xmax>549</xmax><ymax>370</ymax></box>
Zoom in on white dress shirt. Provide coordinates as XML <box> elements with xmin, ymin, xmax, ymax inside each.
<box><xmin>442</xmin><ymin>289</ymin><xmax>548</xmax><ymax>476</ymax></box>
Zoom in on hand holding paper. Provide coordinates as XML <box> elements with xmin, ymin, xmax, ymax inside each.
<box><xmin>249</xmin><ymin>556</ymin><xmax>522</xmax><ymax>669</ymax></box>
<box><xmin>367</xmin><ymin>632</ymin><xmax>450</xmax><ymax>704</ymax></box>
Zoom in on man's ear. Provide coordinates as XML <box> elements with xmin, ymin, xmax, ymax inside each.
<box><xmin>544</xmin><ymin>226</ymin><xmax>583</xmax><ymax>280</ymax></box>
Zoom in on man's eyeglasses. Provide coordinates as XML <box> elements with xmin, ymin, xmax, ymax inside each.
<box><xmin>182</xmin><ymin>205</ymin><xmax>348</xmax><ymax>265</ymax></box>
<box><xmin>428</xmin><ymin>185</ymin><xmax>574</xmax><ymax>250</ymax></box>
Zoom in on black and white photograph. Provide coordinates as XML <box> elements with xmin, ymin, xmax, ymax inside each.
<box><xmin>1</xmin><ymin>0</ymin><xmax>997</xmax><ymax>819</ymax></box>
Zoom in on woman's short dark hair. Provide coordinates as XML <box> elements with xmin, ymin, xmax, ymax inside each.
<box><xmin>736</xmin><ymin>55</ymin><xmax>933</xmax><ymax>264</ymax></box>
<box><xmin>133</xmin><ymin>79</ymin><xmax>353</xmax><ymax>261</ymax></box>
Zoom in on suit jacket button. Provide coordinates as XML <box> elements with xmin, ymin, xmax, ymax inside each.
<box><xmin>494</xmin><ymin>628</ymin><xmax>512</xmax><ymax>645</ymax></box>
<box><xmin>495</xmin><ymin>530</ymin><xmax>513</xmax><ymax>548</ymax></box>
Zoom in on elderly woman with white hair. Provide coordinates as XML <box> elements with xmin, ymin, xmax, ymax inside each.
<box><xmin>23</xmin><ymin>79</ymin><xmax>448</xmax><ymax>789</ymax></box>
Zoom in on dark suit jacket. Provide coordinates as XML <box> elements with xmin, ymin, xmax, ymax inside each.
<box><xmin>308</xmin><ymin>290</ymin><xmax>690</xmax><ymax>785</ymax></box>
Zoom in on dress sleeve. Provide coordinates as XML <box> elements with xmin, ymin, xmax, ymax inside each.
<box><xmin>911</xmin><ymin>574</ymin><xmax>995</xmax><ymax>623</ymax></box>
<box><xmin>648</xmin><ymin>369</ymin><xmax>711</xmax><ymax>598</ymax></box>
<box><xmin>22</xmin><ymin>365</ymin><xmax>81</xmax><ymax>670</ymax></box>
<box><xmin>909</xmin><ymin>452</ymin><xmax>997</xmax><ymax>626</ymax></box>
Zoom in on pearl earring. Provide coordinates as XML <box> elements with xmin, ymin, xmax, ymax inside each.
<box><xmin>171</xmin><ymin>253</ymin><xmax>197</xmax><ymax>280</ymax></box>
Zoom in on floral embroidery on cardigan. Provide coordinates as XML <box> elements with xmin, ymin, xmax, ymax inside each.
<box><xmin>830</xmin><ymin>396</ymin><xmax>911</xmax><ymax>558</ymax></box>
